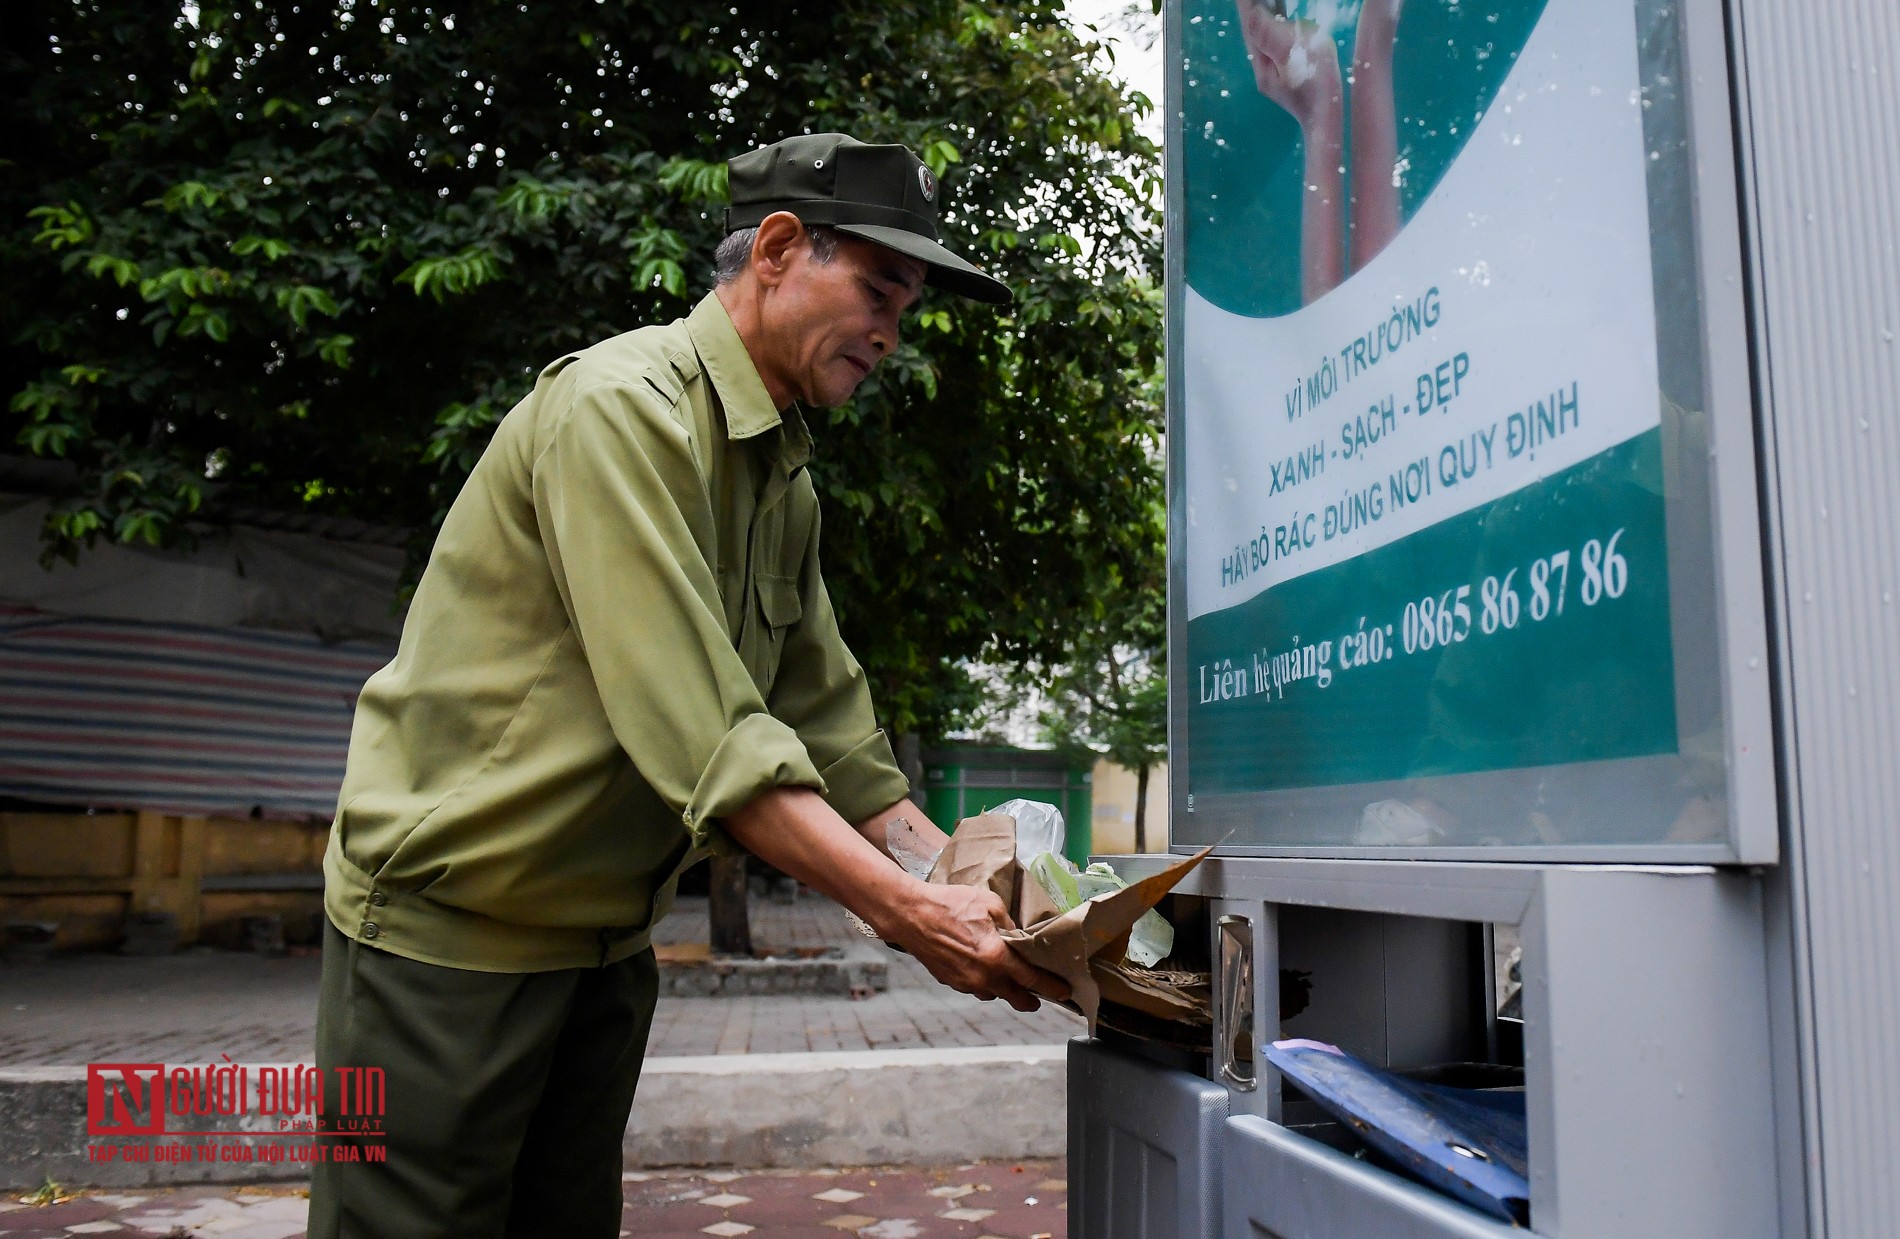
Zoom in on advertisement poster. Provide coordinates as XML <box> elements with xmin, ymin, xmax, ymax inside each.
<box><xmin>1179</xmin><ymin>0</ymin><xmax>1680</xmax><ymax>804</ymax></box>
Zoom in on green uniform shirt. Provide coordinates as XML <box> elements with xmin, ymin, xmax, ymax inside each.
<box><xmin>324</xmin><ymin>293</ymin><xmax>910</xmax><ymax>972</ymax></box>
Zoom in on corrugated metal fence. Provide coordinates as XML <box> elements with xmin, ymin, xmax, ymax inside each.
<box><xmin>0</xmin><ymin>605</ymin><xmax>391</xmax><ymax>819</ymax></box>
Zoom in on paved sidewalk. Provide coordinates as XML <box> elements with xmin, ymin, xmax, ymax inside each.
<box><xmin>648</xmin><ymin>897</ymin><xmax>1078</xmax><ymax>1056</ymax></box>
<box><xmin>0</xmin><ymin>1160</ymin><xmax>1068</xmax><ymax>1238</ymax></box>
<box><xmin>0</xmin><ymin>896</ymin><xmax>1079</xmax><ymax>1067</ymax></box>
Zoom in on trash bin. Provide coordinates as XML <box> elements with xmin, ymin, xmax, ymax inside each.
<box><xmin>920</xmin><ymin>745</ymin><xmax>1092</xmax><ymax>865</ymax></box>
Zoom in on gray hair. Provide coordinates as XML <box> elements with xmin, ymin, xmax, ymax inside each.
<box><xmin>713</xmin><ymin>223</ymin><xmax>841</xmax><ymax>285</ymax></box>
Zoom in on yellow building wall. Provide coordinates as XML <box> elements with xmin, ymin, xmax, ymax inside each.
<box><xmin>1</xmin><ymin>812</ymin><xmax>327</xmax><ymax>950</ymax></box>
<box><xmin>1088</xmin><ymin>759</ymin><xmax>1170</xmax><ymax>856</ymax></box>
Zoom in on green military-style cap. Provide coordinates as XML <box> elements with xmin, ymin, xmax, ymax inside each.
<box><xmin>725</xmin><ymin>133</ymin><xmax>1011</xmax><ymax>306</ymax></box>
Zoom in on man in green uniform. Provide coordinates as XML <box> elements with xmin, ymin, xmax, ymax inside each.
<box><xmin>309</xmin><ymin>133</ymin><xmax>1066</xmax><ymax>1239</ymax></box>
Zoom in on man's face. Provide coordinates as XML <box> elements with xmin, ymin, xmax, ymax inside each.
<box><xmin>765</xmin><ymin>231</ymin><xmax>927</xmax><ymax>408</ymax></box>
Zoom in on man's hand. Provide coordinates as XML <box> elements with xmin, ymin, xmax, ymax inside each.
<box><xmin>723</xmin><ymin>787</ymin><xmax>1070</xmax><ymax>1013</ymax></box>
<box><xmin>873</xmin><ymin>879</ymin><xmax>1068</xmax><ymax>1013</ymax></box>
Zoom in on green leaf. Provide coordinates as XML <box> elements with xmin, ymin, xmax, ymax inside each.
<box><xmin>657</xmin><ymin>158</ymin><xmax>728</xmax><ymax>203</ymax></box>
<box><xmin>84</xmin><ymin>253</ymin><xmax>141</xmax><ymax>286</ymax></box>
<box><xmin>56</xmin><ymin>510</ymin><xmax>103</xmax><ymax>540</ymax></box>
<box><xmin>395</xmin><ymin>246</ymin><xmax>505</xmax><ymax>301</ymax></box>
<box><xmin>920</xmin><ymin>139</ymin><xmax>963</xmax><ymax>176</ymax></box>
<box><xmin>275</xmin><ymin>284</ymin><xmax>342</xmax><ymax>328</ymax></box>
<box><xmin>11</xmin><ymin>381</ymin><xmax>72</xmax><ymax>419</ymax></box>
<box><xmin>635</xmin><ymin>257</ymin><xmax>686</xmax><ymax>297</ymax></box>
<box><xmin>318</xmin><ymin>334</ymin><xmax>355</xmax><ymax>369</ymax></box>
<box><xmin>159</xmin><ymin>180</ymin><xmax>221</xmax><ymax>213</ymax></box>
<box><xmin>116</xmin><ymin>509</ymin><xmax>166</xmax><ymax>545</ymax></box>
<box><xmin>232</xmin><ymin>235</ymin><xmax>294</xmax><ymax>261</ymax></box>
<box><xmin>27</xmin><ymin>202</ymin><xmax>93</xmax><ymax>251</ymax></box>
<box><xmin>17</xmin><ymin>422</ymin><xmax>82</xmax><ymax>456</ymax></box>
<box><xmin>139</xmin><ymin>266</ymin><xmax>231</xmax><ymax>311</ymax></box>
<box><xmin>496</xmin><ymin>178</ymin><xmax>568</xmax><ymax>221</ymax></box>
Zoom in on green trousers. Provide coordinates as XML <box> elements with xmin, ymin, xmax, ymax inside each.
<box><xmin>307</xmin><ymin>923</ymin><xmax>659</xmax><ymax>1239</ymax></box>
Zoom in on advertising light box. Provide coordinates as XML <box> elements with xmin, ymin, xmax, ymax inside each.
<box><xmin>1166</xmin><ymin>0</ymin><xmax>1775</xmax><ymax>859</ymax></box>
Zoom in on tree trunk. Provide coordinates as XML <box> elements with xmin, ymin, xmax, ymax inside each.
<box><xmin>1133</xmin><ymin>763</ymin><xmax>1151</xmax><ymax>853</ymax></box>
<box><xmin>894</xmin><ymin>730</ymin><xmax>926</xmax><ymax>805</ymax></box>
<box><xmin>708</xmin><ymin>854</ymin><xmax>753</xmax><ymax>957</ymax></box>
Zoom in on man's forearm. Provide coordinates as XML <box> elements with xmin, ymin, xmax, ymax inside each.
<box><xmin>725</xmin><ymin>784</ymin><xmax>1065</xmax><ymax>1011</ymax></box>
<box><xmin>724</xmin><ymin>785</ymin><xmax>919</xmax><ymax>938</ymax></box>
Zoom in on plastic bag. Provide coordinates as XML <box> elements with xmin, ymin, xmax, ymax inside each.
<box><xmin>1025</xmin><ymin>852</ymin><xmax>1175</xmax><ymax>968</ymax></box>
<box><xmin>989</xmin><ymin>798</ymin><xmax>1066</xmax><ymax>868</ymax></box>
<box><xmin>1027</xmin><ymin>850</ymin><xmax>1081</xmax><ymax>912</ymax></box>
<box><xmin>886</xmin><ymin>816</ymin><xmax>943</xmax><ymax>881</ymax></box>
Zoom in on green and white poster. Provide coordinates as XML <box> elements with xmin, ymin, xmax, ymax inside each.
<box><xmin>1178</xmin><ymin>0</ymin><xmax>1680</xmax><ymax>807</ymax></box>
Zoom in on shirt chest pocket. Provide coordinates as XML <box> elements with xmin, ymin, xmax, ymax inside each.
<box><xmin>756</xmin><ymin>572</ymin><xmax>803</xmax><ymax>630</ymax></box>
<box><xmin>750</xmin><ymin>571</ymin><xmax>803</xmax><ymax>694</ymax></box>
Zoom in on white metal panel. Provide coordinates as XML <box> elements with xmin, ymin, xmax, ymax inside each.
<box><xmin>1521</xmin><ymin>869</ymin><xmax>1780</xmax><ymax>1237</ymax></box>
<box><xmin>1732</xmin><ymin>0</ymin><xmax>1900</xmax><ymax>1234</ymax></box>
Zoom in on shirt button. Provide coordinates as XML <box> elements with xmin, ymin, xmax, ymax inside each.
<box><xmin>368</xmin><ymin>892</ymin><xmax>387</xmax><ymax>907</ymax></box>
<box><xmin>361</xmin><ymin>923</ymin><xmax>380</xmax><ymax>940</ymax></box>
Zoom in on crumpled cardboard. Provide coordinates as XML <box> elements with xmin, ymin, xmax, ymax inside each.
<box><xmin>928</xmin><ymin>812</ymin><xmax>1214</xmax><ymax>1032</ymax></box>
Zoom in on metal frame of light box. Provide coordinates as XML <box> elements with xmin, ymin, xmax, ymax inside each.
<box><xmin>1161</xmin><ymin>0</ymin><xmax>1780</xmax><ymax>862</ymax></box>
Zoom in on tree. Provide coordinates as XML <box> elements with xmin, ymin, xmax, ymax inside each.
<box><xmin>1025</xmin><ymin>533</ymin><xmax>1168</xmax><ymax>851</ymax></box>
<box><xmin>2</xmin><ymin>0</ymin><xmax>1163</xmax><ymax>732</ymax></box>
<box><xmin>1</xmin><ymin>0</ymin><xmax>1166</xmax><ymax>939</ymax></box>
<box><xmin>707</xmin><ymin>854</ymin><xmax>754</xmax><ymax>958</ymax></box>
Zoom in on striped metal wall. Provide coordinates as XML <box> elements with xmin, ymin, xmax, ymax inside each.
<box><xmin>0</xmin><ymin>605</ymin><xmax>391</xmax><ymax>820</ymax></box>
<box><xmin>1734</xmin><ymin>1</ymin><xmax>1900</xmax><ymax>1233</ymax></box>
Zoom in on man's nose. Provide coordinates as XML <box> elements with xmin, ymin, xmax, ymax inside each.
<box><xmin>874</xmin><ymin>301</ymin><xmax>910</xmax><ymax>356</ymax></box>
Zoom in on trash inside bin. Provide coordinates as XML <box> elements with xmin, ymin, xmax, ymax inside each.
<box><xmin>1265</xmin><ymin>1038</ymin><xmax>1530</xmax><ymax>1226</ymax></box>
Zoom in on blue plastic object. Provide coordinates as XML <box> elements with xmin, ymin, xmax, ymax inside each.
<box><xmin>1264</xmin><ymin>1039</ymin><xmax>1530</xmax><ymax>1225</ymax></box>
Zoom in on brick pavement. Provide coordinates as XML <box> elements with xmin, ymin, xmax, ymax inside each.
<box><xmin>0</xmin><ymin>896</ymin><xmax>1079</xmax><ymax>1067</ymax></box>
<box><xmin>648</xmin><ymin>896</ymin><xmax>1078</xmax><ymax>1055</ymax></box>
<box><xmin>0</xmin><ymin>1161</ymin><xmax>1069</xmax><ymax>1238</ymax></box>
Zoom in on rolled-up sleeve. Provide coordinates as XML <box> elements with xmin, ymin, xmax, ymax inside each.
<box><xmin>532</xmin><ymin>378</ymin><xmax>824</xmax><ymax>848</ymax></box>
<box><xmin>766</xmin><ymin>502</ymin><xmax>912</xmax><ymax>825</ymax></box>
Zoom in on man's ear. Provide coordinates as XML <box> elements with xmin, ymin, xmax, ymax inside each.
<box><xmin>750</xmin><ymin>212</ymin><xmax>806</xmax><ymax>288</ymax></box>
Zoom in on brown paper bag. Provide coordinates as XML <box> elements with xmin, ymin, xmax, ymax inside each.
<box><xmin>924</xmin><ymin>812</ymin><xmax>1017</xmax><ymax>911</ymax></box>
<box><xmin>999</xmin><ymin>846</ymin><xmax>1214</xmax><ymax>1030</ymax></box>
<box><xmin>927</xmin><ymin>811</ymin><xmax>1213</xmax><ymax>1031</ymax></box>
